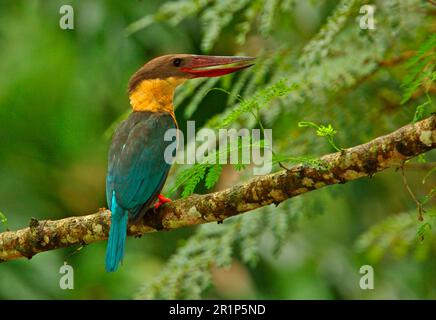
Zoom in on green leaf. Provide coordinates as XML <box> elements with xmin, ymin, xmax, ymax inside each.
<box><xmin>205</xmin><ymin>164</ymin><xmax>223</xmax><ymax>189</ymax></box>
<box><xmin>219</xmin><ymin>79</ymin><xmax>298</xmax><ymax>128</ymax></box>
<box><xmin>401</xmin><ymin>35</ymin><xmax>436</xmax><ymax>104</ymax></box>
<box><xmin>0</xmin><ymin>211</ymin><xmax>7</xmax><ymax>229</ymax></box>
<box><xmin>297</xmin><ymin>121</ymin><xmax>319</xmax><ymax>129</ymax></box>
<box><xmin>413</xmin><ymin>100</ymin><xmax>431</xmax><ymax>123</ymax></box>
<box><xmin>234</xmin><ymin>163</ymin><xmax>247</xmax><ymax>171</ymax></box>
<box><xmin>181</xmin><ymin>164</ymin><xmax>208</xmax><ymax>198</ymax></box>
<box><xmin>417</xmin><ymin>222</ymin><xmax>432</xmax><ymax>239</ymax></box>
<box><xmin>422</xmin><ymin>187</ymin><xmax>436</xmax><ymax>206</ymax></box>
<box><xmin>298</xmin><ymin>121</ymin><xmax>341</xmax><ymax>151</ymax></box>
<box><xmin>316</xmin><ymin>124</ymin><xmax>337</xmax><ymax>138</ymax></box>
<box><xmin>422</xmin><ymin>167</ymin><xmax>436</xmax><ymax>185</ymax></box>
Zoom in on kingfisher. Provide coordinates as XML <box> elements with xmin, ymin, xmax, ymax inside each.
<box><xmin>105</xmin><ymin>54</ymin><xmax>254</xmax><ymax>272</ymax></box>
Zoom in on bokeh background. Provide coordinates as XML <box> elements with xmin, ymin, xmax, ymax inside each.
<box><xmin>0</xmin><ymin>0</ymin><xmax>435</xmax><ymax>299</ymax></box>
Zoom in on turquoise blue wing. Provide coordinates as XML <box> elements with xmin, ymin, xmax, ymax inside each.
<box><xmin>106</xmin><ymin>111</ymin><xmax>176</xmax><ymax>219</ymax></box>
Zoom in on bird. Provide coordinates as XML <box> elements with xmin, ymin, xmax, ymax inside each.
<box><xmin>105</xmin><ymin>54</ymin><xmax>254</xmax><ymax>272</ymax></box>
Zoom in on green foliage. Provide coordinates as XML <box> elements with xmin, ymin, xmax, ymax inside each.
<box><xmin>422</xmin><ymin>167</ymin><xmax>436</xmax><ymax>185</ymax></box>
<box><xmin>127</xmin><ymin>0</ymin><xmax>295</xmax><ymax>52</ymax></box>
<box><xmin>356</xmin><ymin>209</ymin><xmax>436</xmax><ymax>263</ymax></box>
<box><xmin>228</xmin><ymin>54</ymin><xmax>279</xmax><ymax>106</ymax></box>
<box><xmin>200</xmin><ymin>0</ymin><xmax>251</xmax><ymax>52</ymax></box>
<box><xmin>136</xmin><ymin>198</ymin><xmax>302</xmax><ymax>299</ymax></box>
<box><xmin>235</xmin><ymin>2</ymin><xmax>258</xmax><ymax>45</ymax></box>
<box><xmin>169</xmin><ymin>137</ymin><xmax>268</xmax><ymax>196</ymax></box>
<box><xmin>0</xmin><ymin>211</ymin><xmax>7</xmax><ymax>230</ymax></box>
<box><xmin>412</xmin><ymin>99</ymin><xmax>431</xmax><ymax>124</ymax></box>
<box><xmin>137</xmin><ymin>220</ymin><xmax>237</xmax><ymax>299</ymax></box>
<box><xmin>174</xmin><ymin>163</ymin><xmax>209</xmax><ymax>198</ymax></box>
<box><xmin>126</xmin><ymin>0</ymin><xmax>211</xmax><ymax>35</ymax></box>
<box><xmin>259</xmin><ymin>0</ymin><xmax>280</xmax><ymax>36</ymax></box>
<box><xmin>298</xmin><ymin>121</ymin><xmax>341</xmax><ymax>152</ymax></box>
<box><xmin>218</xmin><ymin>79</ymin><xmax>299</xmax><ymax>128</ymax></box>
<box><xmin>205</xmin><ymin>164</ymin><xmax>223</xmax><ymax>189</ymax></box>
<box><xmin>401</xmin><ymin>34</ymin><xmax>436</xmax><ymax>105</ymax></box>
<box><xmin>298</xmin><ymin>0</ymin><xmax>358</xmax><ymax>68</ymax></box>
<box><xmin>400</xmin><ymin>34</ymin><xmax>435</xmax><ymax>124</ymax></box>
<box><xmin>422</xmin><ymin>187</ymin><xmax>436</xmax><ymax>206</ymax></box>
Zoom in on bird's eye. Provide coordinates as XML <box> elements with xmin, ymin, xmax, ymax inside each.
<box><xmin>173</xmin><ymin>58</ymin><xmax>182</xmax><ymax>67</ymax></box>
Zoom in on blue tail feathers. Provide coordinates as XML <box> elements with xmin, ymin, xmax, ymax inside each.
<box><xmin>105</xmin><ymin>191</ymin><xmax>129</xmax><ymax>272</ymax></box>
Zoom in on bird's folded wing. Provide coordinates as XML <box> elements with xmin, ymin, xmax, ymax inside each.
<box><xmin>106</xmin><ymin>112</ymin><xmax>176</xmax><ymax>218</ymax></box>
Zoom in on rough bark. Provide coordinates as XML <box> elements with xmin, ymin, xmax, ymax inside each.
<box><xmin>1</xmin><ymin>115</ymin><xmax>435</xmax><ymax>263</ymax></box>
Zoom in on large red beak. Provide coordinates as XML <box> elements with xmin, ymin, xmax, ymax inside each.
<box><xmin>180</xmin><ymin>55</ymin><xmax>255</xmax><ymax>77</ymax></box>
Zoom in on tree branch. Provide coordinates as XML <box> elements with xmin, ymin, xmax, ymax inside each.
<box><xmin>1</xmin><ymin>115</ymin><xmax>436</xmax><ymax>263</ymax></box>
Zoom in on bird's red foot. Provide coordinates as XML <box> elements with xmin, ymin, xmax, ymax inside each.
<box><xmin>154</xmin><ymin>194</ymin><xmax>172</xmax><ymax>209</ymax></box>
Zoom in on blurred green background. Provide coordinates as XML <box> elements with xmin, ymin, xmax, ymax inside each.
<box><xmin>0</xmin><ymin>0</ymin><xmax>435</xmax><ymax>299</ymax></box>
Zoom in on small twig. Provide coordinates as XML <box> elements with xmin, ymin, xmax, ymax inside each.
<box><xmin>252</xmin><ymin>109</ymin><xmax>291</xmax><ymax>171</ymax></box>
<box><xmin>63</xmin><ymin>245</ymin><xmax>85</xmax><ymax>263</ymax></box>
<box><xmin>278</xmin><ymin>162</ymin><xmax>291</xmax><ymax>171</ymax></box>
<box><xmin>400</xmin><ymin>165</ymin><xmax>425</xmax><ymax>221</ymax></box>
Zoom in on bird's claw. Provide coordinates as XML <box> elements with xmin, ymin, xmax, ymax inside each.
<box><xmin>154</xmin><ymin>194</ymin><xmax>172</xmax><ymax>209</ymax></box>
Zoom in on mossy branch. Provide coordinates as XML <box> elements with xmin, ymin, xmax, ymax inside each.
<box><xmin>1</xmin><ymin>115</ymin><xmax>435</xmax><ymax>263</ymax></box>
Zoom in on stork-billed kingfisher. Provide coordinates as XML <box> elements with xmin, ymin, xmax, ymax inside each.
<box><xmin>105</xmin><ymin>54</ymin><xmax>254</xmax><ymax>272</ymax></box>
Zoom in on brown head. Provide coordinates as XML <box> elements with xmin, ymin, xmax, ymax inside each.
<box><xmin>128</xmin><ymin>54</ymin><xmax>254</xmax><ymax>114</ymax></box>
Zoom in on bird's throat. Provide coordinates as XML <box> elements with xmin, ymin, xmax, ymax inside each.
<box><xmin>129</xmin><ymin>77</ymin><xmax>184</xmax><ymax>115</ymax></box>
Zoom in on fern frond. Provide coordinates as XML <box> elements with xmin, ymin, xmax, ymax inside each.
<box><xmin>280</xmin><ymin>0</ymin><xmax>295</xmax><ymax>11</ymax></box>
<box><xmin>227</xmin><ymin>53</ymin><xmax>276</xmax><ymax>105</ymax></box>
<box><xmin>205</xmin><ymin>164</ymin><xmax>223</xmax><ymax>189</ymax></box>
<box><xmin>0</xmin><ymin>211</ymin><xmax>7</xmax><ymax>230</ymax></box>
<box><xmin>242</xmin><ymin>55</ymin><xmax>276</xmax><ymax>98</ymax></box>
<box><xmin>126</xmin><ymin>0</ymin><xmax>211</xmax><ymax>35</ymax></box>
<box><xmin>219</xmin><ymin>79</ymin><xmax>298</xmax><ymax>128</ymax></box>
<box><xmin>401</xmin><ymin>35</ymin><xmax>436</xmax><ymax>104</ymax></box>
<box><xmin>239</xmin><ymin>212</ymin><xmax>262</xmax><ymax>267</ymax></box>
<box><xmin>181</xmin><ymin>164</ymin><xmax>208</xmax><ymax>197</ymax></box>
<box><xmin>298</xmin><ymin>0</ymin><xmax>358</xmax><ymax>68</ymax></box>
<box><xmin>266</xmin><ymin>197</ymin><xmax>302</xmax><ymax>255</ymax></box>
<box><xmin>137</xmin><ymin>198</ymin><xmax>303</xmax><ymax>299</ymax></box>
<box><xmin>136</xmin><ymin>220</ymin><xmax>239</xmax><ymax>299</ymax></box>
<box><xmin>356</xmin><ymin>209</ymin><xmax>436</xmax><ymax>263</ymax></box>
<box><xmin>170</xmin><ymin>135</ymin><xmax>268</xmax><ymax>196</ymax></box>
<box><xmin>259</xmin><ymin>0</ymin><xmax>280</xmax><ymax>36</ymax></box>
<box><xmin>235</xmin><ymin>1</ymin><xmax>261</xmax><ymax>45</ymax></box>
<box><xmin>412</xmin><ymin>100</ymin><xmax>431</xmax><ymax>123</ymax></box>
<box><xmin>200</xmin><ymin>0</ymin><xmax>251</xmax><ymax>52</ymax></box>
